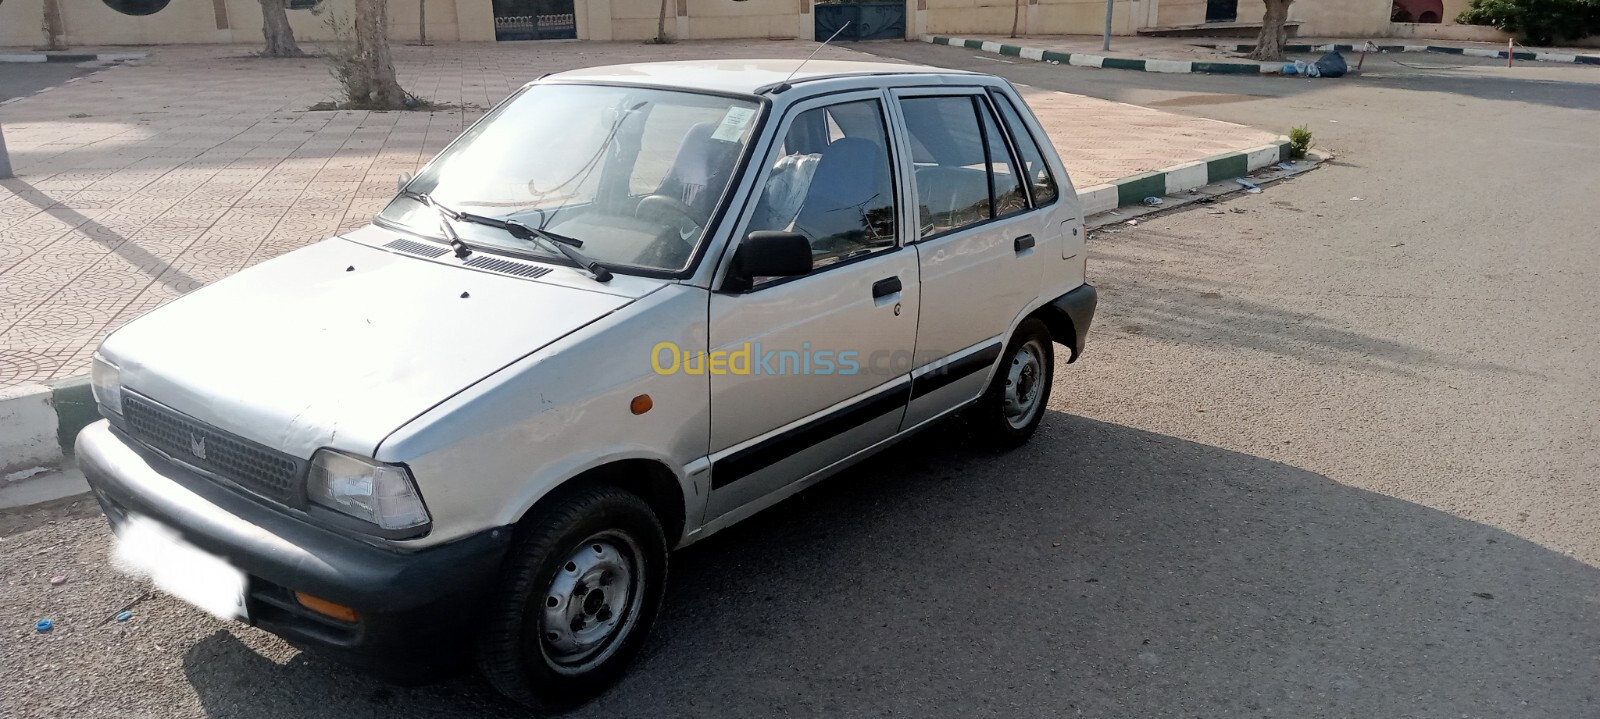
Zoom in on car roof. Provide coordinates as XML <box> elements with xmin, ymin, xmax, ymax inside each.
<box><xmin>541</xmin><ymin>59</ymin><xmax>984</xmax><ymax>96</ymax></box>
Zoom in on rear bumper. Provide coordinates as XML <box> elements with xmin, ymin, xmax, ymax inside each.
<box><xmin>77</xmin><ymin>421</ymin><xmax>511</xmax><ymax>681</ymax></box>
<box><xmin>1043</xmin><ymin>283</ymin><xmax>1097</xmax><ymax>362</ymax></box>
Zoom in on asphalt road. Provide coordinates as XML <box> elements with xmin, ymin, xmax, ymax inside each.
<box><xmin>0</xmin><ymin>62</ymin><xmax>97</xmax><ymax>103</ymax></box>
<box><xmin>4</xmin><ymin>45</ymin><xmax>1599</xmax><ymax>718</ymax></box>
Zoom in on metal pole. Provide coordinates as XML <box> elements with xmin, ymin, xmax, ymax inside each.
<box><xmin>0</xmin><ymin>122</ymin><xmax>13</xmax><ymax>180</ymax></box>
<box><xmin>1102</xmin><ymin>0</ymin><xmax>1114</xmax><ymax>52</ymax></box>
<box><xmin>419</xmin><ymin>0</ymin><xmax>428</xmax><ymax>46</ymax></box>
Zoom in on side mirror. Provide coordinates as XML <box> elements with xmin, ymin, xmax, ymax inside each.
<box><xmin>726</xmin><ymin>231</ymin><xmax>811</xmax><ymax>291</ymax></box>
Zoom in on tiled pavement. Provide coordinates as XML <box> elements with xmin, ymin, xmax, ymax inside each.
<box><xmin>0</xmin><ymin>40</ymin><xmax>1277</xmax><ymax>389</ymax></box>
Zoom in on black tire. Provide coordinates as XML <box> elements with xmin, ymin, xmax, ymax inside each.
<box><xmin>971</xmin><ymin>318</ymin><xmax>1055</xmax><ymax>447</ymax></box>
<box><xmin>477</xmin><ymin>484</ymin><xmax>668</xmax><ymax>710</ymax></box>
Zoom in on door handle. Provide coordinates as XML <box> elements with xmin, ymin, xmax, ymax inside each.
<box><xmin>1014</xmin><ymin>234</ymin><xmax>1036</xmax><ymax>252</ymax></box>
<box><xmin>872</xmin><ymin>276</ymin><xmax>902</xmax><ymax>298</ymax></box>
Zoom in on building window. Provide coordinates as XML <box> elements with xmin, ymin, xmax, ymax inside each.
<box><xmin>100</xmin><ymin>0</ymin><xmax>171</xmax><ymax>16</ymax></box>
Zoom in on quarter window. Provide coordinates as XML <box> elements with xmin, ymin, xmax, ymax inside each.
<box><xmin>991</xmin><ymin>93</ymin><xmax>1059</xmax><ymax>206</ymax></box>
<box><xmin>744</xmin><ymin>99</ymin><xmax>897</xmax><ymax>272</ymax></box>
<box><xmin>898</xmin><ymin>95</ymin><xmax>1026</xmax><ymax>238</ymax></box>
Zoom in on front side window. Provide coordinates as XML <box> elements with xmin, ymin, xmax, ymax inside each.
<box><xmin>743</xmin><ymin>99</ymin><xmax>897</xmax><ymax>272</ymax></box>
<box><xmin>380</xmin><ymin>84</ymin><xmax>760</xmax><ymax>273</ymax></box>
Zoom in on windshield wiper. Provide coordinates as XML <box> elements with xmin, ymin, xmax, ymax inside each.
<box><xmin>402</xmin><ymin>190</ymin><xmax>612</xmax><ymax>282</ymax></box>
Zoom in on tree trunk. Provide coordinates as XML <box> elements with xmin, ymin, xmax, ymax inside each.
<box><xmin>259</xmin><ymin>0</ymin><xmax>306</xmax><ymax>57</ymax></box>
<box><xmin>1246</xmin><ymin>0</ymin><xmax>1294</xmax><ymax>61</ymax></box>
<box><xmin>656</xmin><ymin>0</ymin><xmax>671</xmax><ymax>44</ymax></box>
<box><xmin>41</xmin><ymin>0</ymin><xmax>67</xmax><ymax>51</ymax></box>
<box><xmin>353</xmin><ymin>0</ymin><xmax>406</xmax><ymax>109</ymax></box>
<box><xmin>1011</xmin><ymin>0</ymin><xmax>1021</xmax><ymax>38</ymax></box>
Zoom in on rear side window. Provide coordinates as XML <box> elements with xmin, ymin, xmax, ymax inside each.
<box><xmin>991</xmin><ymin>93</ymin><xmax>1059</xmax><ymax>206</ymax></box>
<box><xmin>898</xmin><ymin>95</ymin><xmax>1026</xmax><ymax>238</ymax></box>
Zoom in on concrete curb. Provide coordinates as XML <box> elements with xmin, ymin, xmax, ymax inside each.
<box><xmin>1194</xmin><ymin>42</ymin><xmax>1600</xmax><ymax>66</ymax></box>
<box><xmin>0</xmin><ymin>51</ymin><xmax>145</xmax><ymax>63</ymax></box>
<box><xmin>1074</xmin><ymin>139</ymin><xmax>1292</xmax><ymax>215</ymax></box>
<box><xmin>925</xmin><ymin>35</ymin><xmax>1279</xmax><ymax>75</ymax></box>
<box><xmin>1</xmin><ymin>379</ymin><xmax>96</xmax><ymax>474</ymax></box>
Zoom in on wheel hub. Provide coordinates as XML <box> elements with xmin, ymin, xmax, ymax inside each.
<box><xmin>1002</xmin><ymin>339</ymin><xmax>1046</xmax><ymax>429</ymax></box>
<box><xmin>539</xmin><ymin>534</ymin><xmax>639</xmax><ymax>670</ymax></box>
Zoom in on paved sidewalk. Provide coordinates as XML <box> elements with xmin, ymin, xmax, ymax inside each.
<box><xmin>0</xmin><ymin>40</ymin><xmax>1278</xmax><ymax>390</ymax></box>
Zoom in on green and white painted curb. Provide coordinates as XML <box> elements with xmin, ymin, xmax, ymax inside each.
<box><xmin>925</xmin><ymin>35</ymin><xmax>1278</xmax><ymax>75</ymax></box>
<box><xmin>0</xmin><ymin>51</ymin><xmax>144</xmax><ymax>64</ymax></box>
<box><xmin>1</xmin><ymin>379</ymin><xmax>96</xmax><ymax>474</ymax></box>
<box><xmin>1076</xmin><ymin>140</ymin><xmax>1292</xmax><ymax>216</ymax></box>
<box><xmin>1196</xmin><ymin>42</ymin><xmax>1600</xmax><ymax>66</ymax></box>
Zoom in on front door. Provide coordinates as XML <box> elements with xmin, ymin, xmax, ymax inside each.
<box><xmin>705</xmin><ymin>91</ymin><xmax>919</xmax><ymax>521</ymax></box>
<box><xmin>889</xmin><ymin>89</ymin><xmax>1047</xmax><ymax>429</ymax></box>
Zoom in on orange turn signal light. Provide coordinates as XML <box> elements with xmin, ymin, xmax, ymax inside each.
<box><xmin>630</xmin><ymin>394</ymin><xmax>653</xmax><ymax>415</ymax></box>
<box><xmin>294</xmin><ymin>592</ymin><xmax>360</xmax><ymax>623</ymax></box>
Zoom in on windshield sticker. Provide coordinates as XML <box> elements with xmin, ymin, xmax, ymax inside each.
<box><xmin>710</xmin><ymin>107</ymin><xmax>756</xmax><ymax>143</ymax></box>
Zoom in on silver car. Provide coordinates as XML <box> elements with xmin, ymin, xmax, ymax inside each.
<box><xmin>78</xmin><ymin>59</ymin><xmax>1096</xmax><ymax>709</ymax></box>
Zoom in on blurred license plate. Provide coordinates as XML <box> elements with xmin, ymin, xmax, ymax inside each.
<box><xmin>113</xmin><ymin>515</ymin><xmax>248</xmax><ymax>621</ymax></box>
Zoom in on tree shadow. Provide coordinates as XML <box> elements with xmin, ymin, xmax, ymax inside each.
<box><xmin>1091</xmin><ymin>226</ymin><xmax>1533</xmax><ymax>378</ymax></box>
<box><xmin>182</xmin><ymin>414</ymin><xmax>1599</xmax><ymax>717</ymax></box>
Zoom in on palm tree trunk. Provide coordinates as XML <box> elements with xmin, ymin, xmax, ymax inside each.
<box><xmin>259</xmin><ymin>0</ymin><xmax>306</xmax><ymax>57</ymax></box>
<box><xmin>353</xmin><ymin>0</ymin><xmax>406</xmax><ymax>109</ymax></box>
<box><xmin>1246</xmin><ymin>0</ymin><xmax>1294</xmax><ymax>62</ymax></box>
<box><xmin>41</xmin><ymin>0</ymin><xmax>67</xmax><ymax>51</ymax></box>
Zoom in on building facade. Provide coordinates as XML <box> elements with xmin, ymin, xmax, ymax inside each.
<box><xmin>0</xmin><ymin>0</ymin><xmax>1531</xmax><ymax>50</ymax></box>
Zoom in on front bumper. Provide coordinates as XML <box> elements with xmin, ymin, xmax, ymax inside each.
<box><xmin>77</xmin><ymin>421</ymin><xmax>511</xmax><ymax>682</ymax></box>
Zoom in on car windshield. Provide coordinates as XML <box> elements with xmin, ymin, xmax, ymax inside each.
<box><xmin>379</xmin><ymin>84</ymin><xmax>761</xmax><ymax>273</ymax></box>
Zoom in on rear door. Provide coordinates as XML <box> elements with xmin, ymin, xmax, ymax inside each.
<box><xmin>889</xmin><ymin>88</ymin><xmax>1053</xmax><ymax>430</ymax></box>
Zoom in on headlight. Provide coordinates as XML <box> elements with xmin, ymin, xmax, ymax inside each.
<box><xmin>307</xmin><ymin>450</ymin><xmax>430</xmax><ymax>532</ymax></box>
<box><xmin>90</xmin><ymin>355</ymin><xmax>122</xmax><ymax>417</ymax></box>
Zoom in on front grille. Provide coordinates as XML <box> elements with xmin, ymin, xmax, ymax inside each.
<box><xmin>122</xmin><ymin>394</ymin><xmax>303</xmax><ymax>505</ymax></box>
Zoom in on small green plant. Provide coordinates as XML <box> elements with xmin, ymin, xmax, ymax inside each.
<box><xmin>1288</xmin><ymin>125</ymin><xmax>1312</xmax><ymax>160</ymax></box>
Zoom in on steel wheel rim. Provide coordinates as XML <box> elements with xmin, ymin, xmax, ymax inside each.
<box><xmin>1002</xmin><ymin>338</ymin><xmax>1046</xmax><ymax>430</ymax></box>
<box><xmin>536</xmin><ymin>529</ymin><xmax>645</xmax><ymax>675</ymax></box>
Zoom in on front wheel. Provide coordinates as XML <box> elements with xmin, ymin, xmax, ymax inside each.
<box><xmin>478</xmin><ymin>485</ymin><xmax>668</xmax><ymax>710</ymax></box>
<box><xmin>971</xmin><ymin>318</ymin><xmax>1055</xmax><ymax>447</ymax></box>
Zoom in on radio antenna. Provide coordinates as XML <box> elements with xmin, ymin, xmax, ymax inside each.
<box><xmin>770</xmin><ymin>22</ymin><xmax>850</xmax><ymax>94</ymax></box>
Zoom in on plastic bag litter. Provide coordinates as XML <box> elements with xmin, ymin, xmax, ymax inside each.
<box><xmin>1314</xmin><ymin>50</ymin><xmax>1348</xmax><ymax>78</ymax></box>
<box><xmin>1282</xmin><ymin>50</ymin><xmax>1348</xmax><ymax>78</ymax></box>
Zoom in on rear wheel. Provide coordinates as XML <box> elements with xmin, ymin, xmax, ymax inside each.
<box><xmin>971</xmin><ymin>318</ymin><xmax>1054</xmax><ymax>447</ymax></box>
<box><xmin>478</xmin><ymin>485</ymin><xmax>667</xmax><ymax>710</ymax></box>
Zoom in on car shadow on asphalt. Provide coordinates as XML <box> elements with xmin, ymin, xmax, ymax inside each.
<box><xmin>180</xmin><ymin>413</ymin><xmax>1599</xmax><ymax>718</ymax></box>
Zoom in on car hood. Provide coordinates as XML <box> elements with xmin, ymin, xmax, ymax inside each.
<box><xmin>102</xmin><ymin>235</ymin><xmax>650</xmax><ymax>459</ymax></box>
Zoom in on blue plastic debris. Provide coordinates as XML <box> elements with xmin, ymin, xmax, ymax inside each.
<box><xmin>35</xmin><ymin>619</ymin><xmax>53</xmax><ymax>633</ymax></box>
<box><xmin>115</xmin><ymin>611</ymin><xmax>133</xmax><ymax>622</ymax></box>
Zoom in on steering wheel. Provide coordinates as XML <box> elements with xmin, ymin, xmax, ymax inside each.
<box><xmin>635</xmin><ymin>194</ymin><xmax>702</xmax><ymax>241</ymax></box>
